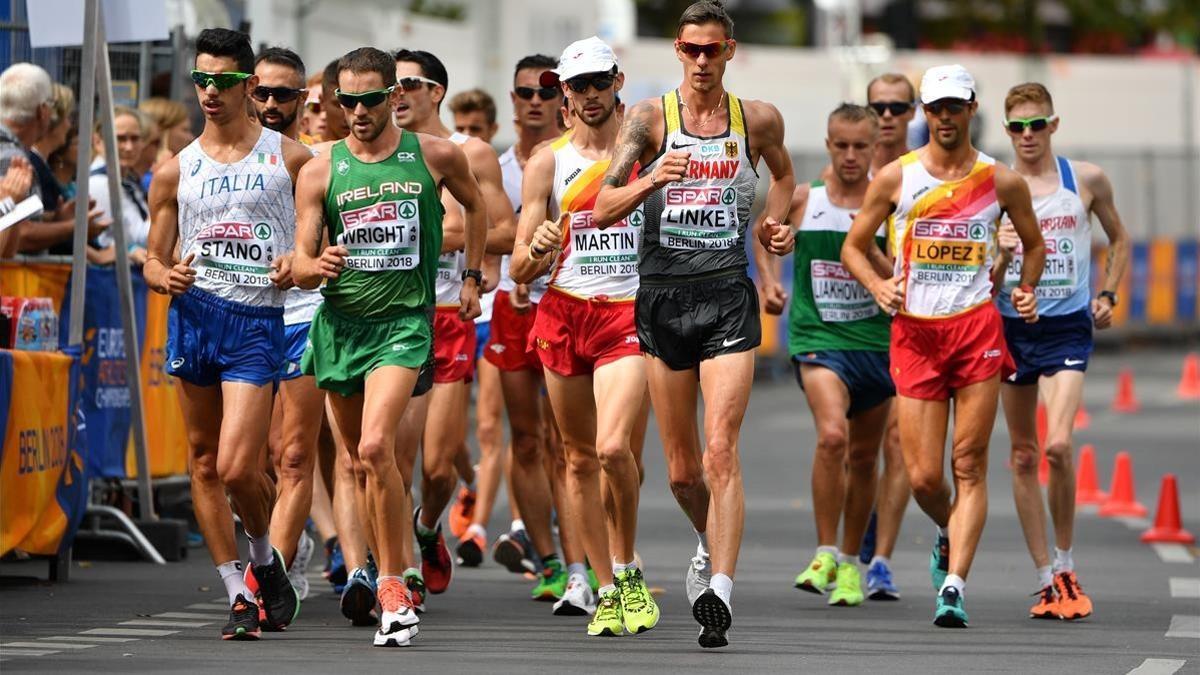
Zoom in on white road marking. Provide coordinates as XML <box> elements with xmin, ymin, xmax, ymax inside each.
<box><xmin>153</xmin><ymin>612</ymin><xmax>227</xmax><ymax>620</ymax></box>
<box><xmin>1170</xmin><ymin>578</ymin><xmax>1200</xmax><ymax>599</ymax></box>
<box><xmin>1166</xmin><ymin>615</ymin><xmax>1200</xmax><ymax>639</ymax></box>
<box><xmin>1153</xmin><ymin>544</ymin><xmax>1196</xmax><ymax>564</ymax></box>
<box><xmin>1127</xmin><ymin>658</ymin><xmax>1186</xmax><ymax>675</ymax></box>
<box><xmin>0</xmin><ymin>648</ymin><xmax>59</xmax><ymax>656</ymax></box>
<box><xmin>1118</xmin><ymin>517</ymin><xmax>1151</xmax><ymax>530</ymax></box>
<box><xmin>3</xmin><ymin>641</ymin><xmax>95</xmax><ymax>650</ymax></box>
<box><xmin>42</xmin><ymin>636</ymin><xmax>138</xmax><ymax>643</ymax></box>
<box><xmin>80</xmin><ymin>628</ymin><xmax>178</xmax><ymax>637</ymax></box>
<box><xmin>120</xmin><ymin>619</ymin><xmax>212</xmax><ymax>628</ymax></box>
<box><xmin>187</xmin><ymin>603</ymin><xmax>229</xmax><ymax>610</ymax></box>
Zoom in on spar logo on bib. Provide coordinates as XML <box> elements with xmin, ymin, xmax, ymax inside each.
<box><xmin>253</xmin><ymin>223</ymin><xmax>272</xmax><ymax>240</ymax></box>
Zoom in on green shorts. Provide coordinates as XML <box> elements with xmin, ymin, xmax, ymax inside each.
<box><xmin>301</xmin><ymin>305</ymin><xmax>432</xmax><ymax>396</ymax></box>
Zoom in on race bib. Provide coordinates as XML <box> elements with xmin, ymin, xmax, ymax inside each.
<box><xmin>908</xmin><ymin>219</ymin><xmax>988</xmax><ymax>287</ymax></box>
<box><xmin>194</xmin><ymin>220</ymin><xmax>276</xmax><ymax>287</ymax></box>
<box><xmin>810</xmin><ymin>259</ymin><xmax>878</xmax><ymax>322</ymax></box>
<box><xmin>565</xmin><ymin>209</ymin><xmax>641</xmax><ymax>277</ymax></box>
<box><xmin>660</xmin><ymin>186</ymin><xmax>738</xmax><ymax>250</ymax></box>
<box><xmin>338</xmin><ymin>199</ymin><xmax>421</xmax><ymax>272</ymax></box>
<box><xmin>437</xmin><ymin>251</ymin><xmax>461</xmax><ymax>284</ymax></box>
<box><xmin>1005</xmin><ymin>235</ymin><xmax>1077</xmax><ymax>299</ymax></box>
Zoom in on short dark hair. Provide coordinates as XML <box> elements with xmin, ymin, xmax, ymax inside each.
<box><xmin>337</xmin><ymin>47</ymin><xmax>397</xmax><ymax>88</ymax></box>
<box><xmin>513</xmin><ymin>54</ymin><xmax>558</xmax><ymax>81</ymax></box>
<box><xmin>394</xmin><ymin>49</ymin><xmax>448</xmax><ymax>90</ymax></box>
<box><xmin>322</xmin><ymin>59</ymin><xmax>340</xmax><ymax>92</ymax></box>
<box><xmin>255</xmin><ymin>46</ymin><xmax>306</xmax><ymax>77</ymax></box>
<box><xmin>829</xmin><ymin>102</ymin><xmax>879</xmax><ymax>132</ymax></box>
<box><xmin>449</xmin><ymin>88</ymin><xmax>497</xmax><ymax>125</ymax></box>
<box><xmin>195</xmin><ymin>28</ymin><xmax>255</xmax><ymax>73</ymax></box>
<box><xmin>677</xmin><ymin>1</ymin><xmax>734</xmax><ymax>39</ymax></box>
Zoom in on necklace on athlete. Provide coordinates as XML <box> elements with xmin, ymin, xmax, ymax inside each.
<box><xmin>681</xmin><ymin>92</ymin><xmax>726</xmax><ymax>132</ymax></box>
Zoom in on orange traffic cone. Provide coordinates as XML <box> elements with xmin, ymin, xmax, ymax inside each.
<box><xmin>1036</xmin><ymin>402</ymin><xmax>1049</xmax><ymax>485</ymax></box>
<box><xmin>1073</xmin><ymin>402</ymin><xmax>1091</xmax><ymax>430</ymax></box>
<box><xmin>1099</xmin><ymin>451</ymin><xmax>1148</xmax><ymax>517</ymax></box>
<box><xmin>1112</xmin><ymin>368</ymin><xmax>1140</xmax><ymax>413</ymax></box>
<box><xmin>1141</xmin><ymin>474</ymin><xmax>1195</xmax><ymax>544</ymax></box>
<box><xmin>1178</xmin><ymin>353</ymin><xmax>1200</xmax><ymax>401</ymax></box>
<box><xmin>1075</xmin><ymin>444</ymin><xmax>1107</xmax><ymax>505</ymax></box>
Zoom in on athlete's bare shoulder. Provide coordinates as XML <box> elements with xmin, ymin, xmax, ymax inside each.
<box><xmin>740</xmin><ymin>98</ymin><xmax>784</xmax><ymax>137</ymax></box>
<box><xmin>416</xmin><ymin>132</ymin><xmax>470</xmax><ymax>181</ymax></box>
<box><xmin>460</xmin><ymin>135</ymin><xmax>500</xmax><ymax>164</ymax></box>
<box><xmin>280</xmin><ymin>134</ymin><xmax>314</xmax><ymax>180</ymax></box>
<box><xmin>1071</xmin><ymin>159</ymin><xmax>1109</xmax><ymax>202</ymax></box>
<box><xmin>148</xmin><ymin>154</ymin><xmax>181</xmax><ymax>206</ymax></box>
<box><xmin>309</xmin><ymin>139</ymin><xmax>337</xmax><ymax>156</ymax></box>
<box><xmin>525</xmin><ymin>142</ymin><xmax>557</xmax><ymax>183</ymax></box>
<box><xmin>296</xmin><ymin>148</ymin><xmax>331</xmax><ymax>191</ymax></box>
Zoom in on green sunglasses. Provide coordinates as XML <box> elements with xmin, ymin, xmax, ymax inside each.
<box><xmin>190</xmin><ymin>70</ymin><xmax>252</xmax><ymax>90</ymax></box>
<box><xmin>1004</xmin><ymin>115</ymin><xmax>1058</xmax><ymax>133</ymax></box>
<box><xmin>335</xmin><ymin>86</ymin><xmax>396</xmax><ymax>109</ymax></box>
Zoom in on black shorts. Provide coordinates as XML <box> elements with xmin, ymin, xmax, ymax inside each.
<box><xmin>635</xmin><ymin>271</ymin><xmax>761</xmax><ymax>371</ymax></box>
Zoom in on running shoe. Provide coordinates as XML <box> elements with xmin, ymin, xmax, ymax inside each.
<box><xmin>618</xmin><ymin>568</ymin><xmax>660</xmax><ymax>634</ymax></box>
<box><xmin>492</xmin><ymin>529</ymin><xmax>538</xmax><ymax>574</ymax></box>
<box><xmin>404</xmin><ymin>569</ymin><xmax>426</xmax><ymax>614</ymax></box>
<box><xmin>828</xmin><ymin>563</ymin><xmax>865</xmax><ymax>606</ymax></box>
<box><xmin>247</xmin><ymin>548</ymin><xmax>300</xmax><ymax>631</ymax></box>
<box><xmin>933</xmin><ymin>586</ymin><xmax>968</xmax><ymax>628</ymax></box>
<box><xmin>794</xmin><ymin>551</ymin><xmax>838</xmax><ymax>595</ymax></box>
<box><xmin>1029</xmin><ymin>584</ymin><xmax>1058</xmax><ymax>619</ymax></box>
<box><xmin>456</xmin><ymin>530</ymin><xmax>487</xmax><ymax>567</ymax></box>
<box><xmin>1053</xmin><ymin>571</ymin><xmax>1093</xmax><ymax>620</ymax></box>
<box><xmin>323</xmin><ymin>536</ymin><xmax>347</xmax><ymax>592</ymax></box>
<box><xmin>866</xmin><ymin>559</ymin><xmax>900</xmax><ymax>600</ymax></box>
<box><xmin>685</xmin><ymin>546</ymin><xmax>712</xmax><ymax>606</ymax></box>
<box><xmin>859</xmin><ymin>511</ymin><xmax>878</xmax><ymax>565</ymax></box>
<box><xmin>692</xmin><ymin>588</ymin><xmax>732</xmax><ymax>649</ymax></box>
<box><xmin>930</xmin><ymin>532</ymin><xmax>950</xmax><ymax>591</ymax></box>
<box><xmin>553</xmin><ymin>573</ymin><xmax>596</xmax><ymax>616</ymax></box>
<box><xmin>221</xmin><ymin>593</ymin><xmax>261</xmax><ymax>640</ymax></box>
<box><xmin>288</xmin><ymin>531</ymin><xmax>315</xmax><ymax>601</ymax></box>
<box><xmin>340</xmin><ymin>566</ymin><xmax>378</xmax><ymax>626</ymax></box>
<box><xmin>531</xmin><ymin>558</ymin><xmax>567</xmax><ymax>601</ymax></box>
<box><xmin>415</xmin><ymin>513</ymin><xmax>454</xmax><ymax>594</ymax></box>
<box><xmin>374</xmin><ymin>577</ymin><xmax>419</xmax><ymax>648</ymax></box>
<box><xmin>448</xmin><ymin>486</ymin><xmax>476</xmax><ymax>540</ymax></box>
<box><xmin>588</xmin><ymin>587</ymin><xmax>624</xmax><ymax>636</ymax></box>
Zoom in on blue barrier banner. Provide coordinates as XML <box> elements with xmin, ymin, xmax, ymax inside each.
<box><xmin>1176</xmin><ymin>239</ymin><xmax>1198</xmax><ymax>323</ymax></box>
<box><xmin>1129</xmin><ymin>242</ymin><xmax>1149</xmax><ymax>323</ymax></box>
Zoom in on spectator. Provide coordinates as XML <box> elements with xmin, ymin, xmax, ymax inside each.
<box><xmin>138</xmin><ymin>96</ymin><xmax>193</xmax><ymax>169</ymax></box>
<box><xmin>46</xmin><ymin>121</ymin><xmax>78</xmax><ymax>200</ymax></box>
<box><xmin>448</xmin><ymin>87</ymin><xmax>499</xmax><ymax>142</ymax></box>
<box><xmin>88</xmin><ymin>105</ymin><xmax>149</xmax><ymax>266</ymax></box>
<box><xmin>0</xmin><ymin>156</ymin><xmax>33</xmax><ymax>256</ymax></box>
<box><xmin>29</xmin><ymin>83</ymin><xmax>75</xmax><ymax>254</ymax></box>
<box><xmin>301</xmin><ymin>72</ymin><xmax>324</xmax><ymax>142</ymax></box>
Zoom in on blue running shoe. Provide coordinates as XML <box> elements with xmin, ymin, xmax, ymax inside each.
<box><xmin>930</xmin><ymin>532</ymin><xmax>950</xmax><ymax>591</ymax></box>
<box><xmin>933</xmin><ymin>586</ymin><xmax>968</xmax><ymax>628</ymax></box>
<box><xmin>859</xmin><ymin>511</ymin><xmax>877</xmax><ymax>565</ymax></box>
<box><xmin>340</xmin><ymin>566</ymin><xmax>378</xmax><ymax>626</ymax></box>
<box><xmin>866</xmin><ymin>559</ymin><xmax>900</xmax><ymax>600</ymax></box>
<box><xmin>324</xmin><ymin>536</ymin><xmax>347</xmax><ymax>593</ymax></box>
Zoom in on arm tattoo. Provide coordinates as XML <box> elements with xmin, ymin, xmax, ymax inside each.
<box><xmin>1105</xmin><ymin>245</ymin><xmax>1114</xmax><ymax>278</ymax></box>
<box><xmin>312</xmin><ymin>213</ymin><xmax>325</xmax><ymax>251</ymax></box>
<box><xmin>602</xmin><ymin>105</ymin><xmax>651</xmax><ymax>186</ymax></box>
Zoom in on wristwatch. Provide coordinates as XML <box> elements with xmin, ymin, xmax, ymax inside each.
<box><xmin>1097</xmin><ymin>290</ymin><xmax>1118</xmax><ymax>307</ymax></box>
<box><xmin>461</xmin><ymin>268</ymin><xmax>483</xmax><ymax>284</ymax></box>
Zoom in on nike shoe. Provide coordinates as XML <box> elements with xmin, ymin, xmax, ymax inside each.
<box><xmin>415</xmin><ymin>514</ymin><xmax>454</xmax><ymax>594</ymax></box>
<box><xmin>618</xmin><ymin>568</ymin><xmax>660</xmax><ymax>634</ymax></box>
<box><xmin>404</xmin><ymin>569</ymin><xmax>426</xmax><ymax>614</ymax></box>
<box><xmin>374</xmin><ymin>577</ymin><xmax>419</xmax><ymax>648</ymax></box>
<box><xmin>492</xmin><ymin>529</ymin><xmax>538</xmax><ymax>574</ymax></box>
<box><xmin>866</xmin><ymin>559</ymin><xmax>900</xmax><ymax>600</ymax></box>
<box><xmin>1053</xmin><ymin>571</ymin><xmax>1093</xmax><ymax>620</ymax></box>
<box><xmin>247</xmin><ymin>548</ymin><xmax>300</xmax><ymax>631</ymax></box>
<box><xmin>930</xmin><ymin>532</ymin><xmax>950</xmax><ymax>591</ymax></box>
<box><xmin>323</xmin><ymin>536</ymin><xmax>347</xmax><ymax>592</ymax></box>
<box><xmin>692</xmin><ymin>588</ymin><xmax>732</xmax><ymax>649</ymax></box>
<box><xmin>1029</xmin><ymin>584</ymin><xmax>1058</xmax><ymax>619</ymax></box>
<box><xmin>794</xmin><ymin>551</ymin><xmax>838</xmax><ymax>595</ymax></box>
<box><xmin>587</xmin><ymin>587</ymin><xmax>623</xmax><ymax>636</ymax></box>
<box><xmin>531</xmin><ymin>558</ymin><xmax>568</xmax><ymax>601</ymax></box>
<box><xmin>221</xmin><ymin>593</ymin><xmax>260</xmax><ymax>640</ymax></box>
<box><xmin>448</xmin><ymin>486</ymin><xmax>476</xmax><ymax>540</ymax></box>
<box><xmin>828</xmin><ymin>563</ymin><xmax>865</xmax><ymax>606</ymax></box>
<box><xmin>553</xmin><ymin>573</ymin><xmax>596</xmax><ymax>616</ymax></box>
<box><xmin>288</xmin><ymin>531</ymin><xmax>315</xmax><ymax>601</ymax></box>
<box><xmin>685</xmin><ymin>546</ymin><xmax>712</xmax><ymax>606</ymax></box>
<box><xmin>933</xmin><ymin>586</ymin><xmax>968</xmax><ymax>628</ymax></box>
<box><xmin>456</xmin><ymin>531</ymin><xmax>486</xmax><ymax>568</ymax></box>
<box><xmin>340</xmin><ymin>566</ymin><xmax>378</xmax><ymax>626</ymax></box>
<box><xmin>859</xmin><ymin>511</ymin><xmax>878</xmax><ymax>565</ymax></box>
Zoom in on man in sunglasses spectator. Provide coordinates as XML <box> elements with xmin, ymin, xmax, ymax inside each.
<box><xmin>841</xmin><ymin>64</ymin><xmax>1045</xmax><ymax>629</ymax></box>
<box><xmin>144</xmin><ymin>27</ymin><xmax>314</xmax><ymax>640</ymax></box>
<box><xmin>594</xmin><ymin>0</ymin><xmax>795</xmax><ymax>649</ymax></box>
<box><xmin>994</xmin><ymin>82</ymin><xmax>1129</xmax><ymax>623</ymax></box>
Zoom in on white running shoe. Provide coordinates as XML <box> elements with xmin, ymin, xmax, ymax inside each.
<box><xmin>374</xmin><ymin>579</ymin><xmax>420</xmax><ymax>648</ymax></box>
<box><xmin>553</xmin><ymin>573</ymin><xmax>597</xmax><ymax>616</ymax></box>
<box><xmin>685</xmin><ymin>546</ymin><xmax>712</xmax><ymax>606</ymax></box>
<box><xmin>288</xmin><ymin>530</ymin><xmax>314</xmax><ymax>600</ymax></box>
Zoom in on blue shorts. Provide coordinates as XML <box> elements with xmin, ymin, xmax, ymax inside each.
<box><xmin>1003</xmin><ymin>309</ymin><xmax>1093</xmax><ymax>386</ymax></box>
<box><xmin>165</xmin><ymin>288</ymin><xmax>284</xmax><ymax>388</ymax></box>
<box><xmin>280</xmin><ymin>323</ymin><xmax>311</xmax><ymax>382</ymax></box>
<box><xmin>793</xmin><ymin>350</ymin><xmax>895</xmax><ymax>418</ymax></box>
<box><xmin>474</xmin><ymin>320</ymin><xmax>491</xmax><ymax>361</ymax></box>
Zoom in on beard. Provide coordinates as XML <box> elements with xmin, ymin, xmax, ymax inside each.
<box><xmin>352</xmin><ymin>113</ymin><xmax>390</xmax><ymax>142</ymax></box>
<box><xmin>577</xmin><ymin>101</ymin><xmax>615</xmax><ymax>128</ymax></box>
<box><xmin>258</xmin><ymin>107</ymin><xmax>297</xmax><ymax>133</ymax></box>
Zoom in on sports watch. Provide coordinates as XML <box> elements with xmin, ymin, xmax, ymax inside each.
<box><xmin>461</xmin><ymin>268</ymin><xmax>483</xmax><ymax>284</ymax></box>
<box><xmin>1097</xmin><ymin>290</ymin><xmax>1118</xmax><ymax>307</ymax></box>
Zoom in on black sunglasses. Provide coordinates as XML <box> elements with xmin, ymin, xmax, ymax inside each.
<box><xmin>335</xmin><ymin>86</ymin><xmax>396</xmax><ymax>109</ymax></box>
<box><xmin>564</xmin><ymin>74</ymin><xmax>615</xmax><ymax>94</ymax></box>
<box><xmin>869</xmin><ymin>101</ymin><xmax>912</xmax><ymax>117</ymax></box>
<box><xmin>251</xmin><ymin>85</ymin><xmax>306</xmax><ymax>104</ymax></box>
<box><xmin>925</xmin><ymin>99</ymin><xmax>969</xmax><ymax>115</ymax></box>
<box><xmin>514</xmin><ymin>85</ymin><xmax>560</xmax><ymax>101</ymax></box>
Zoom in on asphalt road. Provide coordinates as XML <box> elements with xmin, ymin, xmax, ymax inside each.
<box><xmin>2</xmin><ymin>346</ymin><xmax>1198</xmax><ymax>674</ymax></box>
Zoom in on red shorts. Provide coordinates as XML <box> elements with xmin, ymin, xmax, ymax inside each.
<box><xmin>530</xmin><ymin>288</ymin><xmax>641</xmax><ymax>377</ymax></box>
<box><xmin>433</xmin><ymin>307</ymin><xmax>476</xmax><ymax>383</ymax></box>
<box><xmin>483</xmin><ymin>290</ymin><xmax>540</xmax><ymax>372</ymax></box>
<box><xmin>890</xmin><ymin>302</ymin><xmax>1014</xmax><ymax>400</ymax></box>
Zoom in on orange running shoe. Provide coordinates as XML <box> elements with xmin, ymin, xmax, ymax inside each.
<box><xmin>1053</xmin><ymin>571</ymin><xmax>1093</xmax><ymax>620</ymax></box>
<box><xmin>448</xmin><ymin>486</ymin><xmax>477</xmax><ymax>540</ymax></box>
<box><xmin>1028</xmin><ymin>584</ymin><xmax>1058</xmax><ymax>619</ymax></box>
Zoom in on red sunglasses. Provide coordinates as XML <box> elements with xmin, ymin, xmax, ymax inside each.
<box><xmin>675</xmin><ymin>40</ymin><xmax>732</xmax><ymax>59</ymax></box>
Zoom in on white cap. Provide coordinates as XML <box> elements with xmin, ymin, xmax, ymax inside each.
<box><xmin>920</xmin><ymin>64</ymin><xmax>975</xmax><ymax>104</ymax></box>
<box><xmin>541</xmin><ymin>36</ymin><xmax>618</xmax><ymax>87</ymax></box>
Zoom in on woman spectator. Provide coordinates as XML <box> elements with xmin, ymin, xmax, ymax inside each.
<box><xmin>88</xmin><ymin>106</ymin><xmax>149</xmax><ymax>266</ymax></box>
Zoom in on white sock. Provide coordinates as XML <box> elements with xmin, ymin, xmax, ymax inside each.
<box><xmin>416</xmin><ymin>519</ymin><xmax>437</xmax><ymax>538</ymax></box>
<box><xmin>598</xmin><ymin>583</ymin><xmax>617</xmax><ymax>596</ymax></box>
<box><xmin>940</xmin><ymin>573</ymin><xmax>965</xmax><ymax>597</ymax></box>
<box><xmin>1036</xmin><ymin>564</ymin><xmax>1053</xmax><ymax>589</ymax></box>
<box><xmin>218</xmin><ymin>560</ymin><xmax>251</xmax><ymax>605</ymax></box>
<box><xmin>246</xmin><ymin>531</ymin><xmax>273</xmax><ymax>567</ymax></box>
<box><xmin>567</xmin><ymin>562</ymin><xmax>587</xmax><ymax>579</ymax></box>
<box><xmin>936</xmin><ymin>525</ymin><xmax>949</xmax><ymax>538</ymax></box>
<box><xmin>816</xmin><ymin>545</ymin><xmax>839</xmax><ymax>558</ymax></box>
<box><xmin>465</xmin><ymin>523</ymin><xmax>487</xmax><ymax>541</ymax></box>
<box><xmin>612</xmin><ymin>559</ymin><xmax>636</xmax><ymax>576</ymax></box>
<box><xmin>837</xmin><ymin>553</ymin><xmax>858</xmax><ymax>566</ymax></box>
<box><xmin>511</xmin><ymin>518</ymin><xmax>525</xmax><ymax>533</ymax></box>
<box><xmin>1053</xmin><ymin>547</ymin><xmax>1074</xmax><ymax>573</ymax></box>
<box><xmin>869</xmin><ymin>555</ymin><xmax>891</xmax><ymax>568</ymax></box>
<box><xmin>694</xmin><ymin>527</ymin><xmax>708</xmax><ymax>555</ymax></box>
<box><xmin>709</xmin><ymin>573</ymin><xmax>733</xmax><ymax>606</ymax></box>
